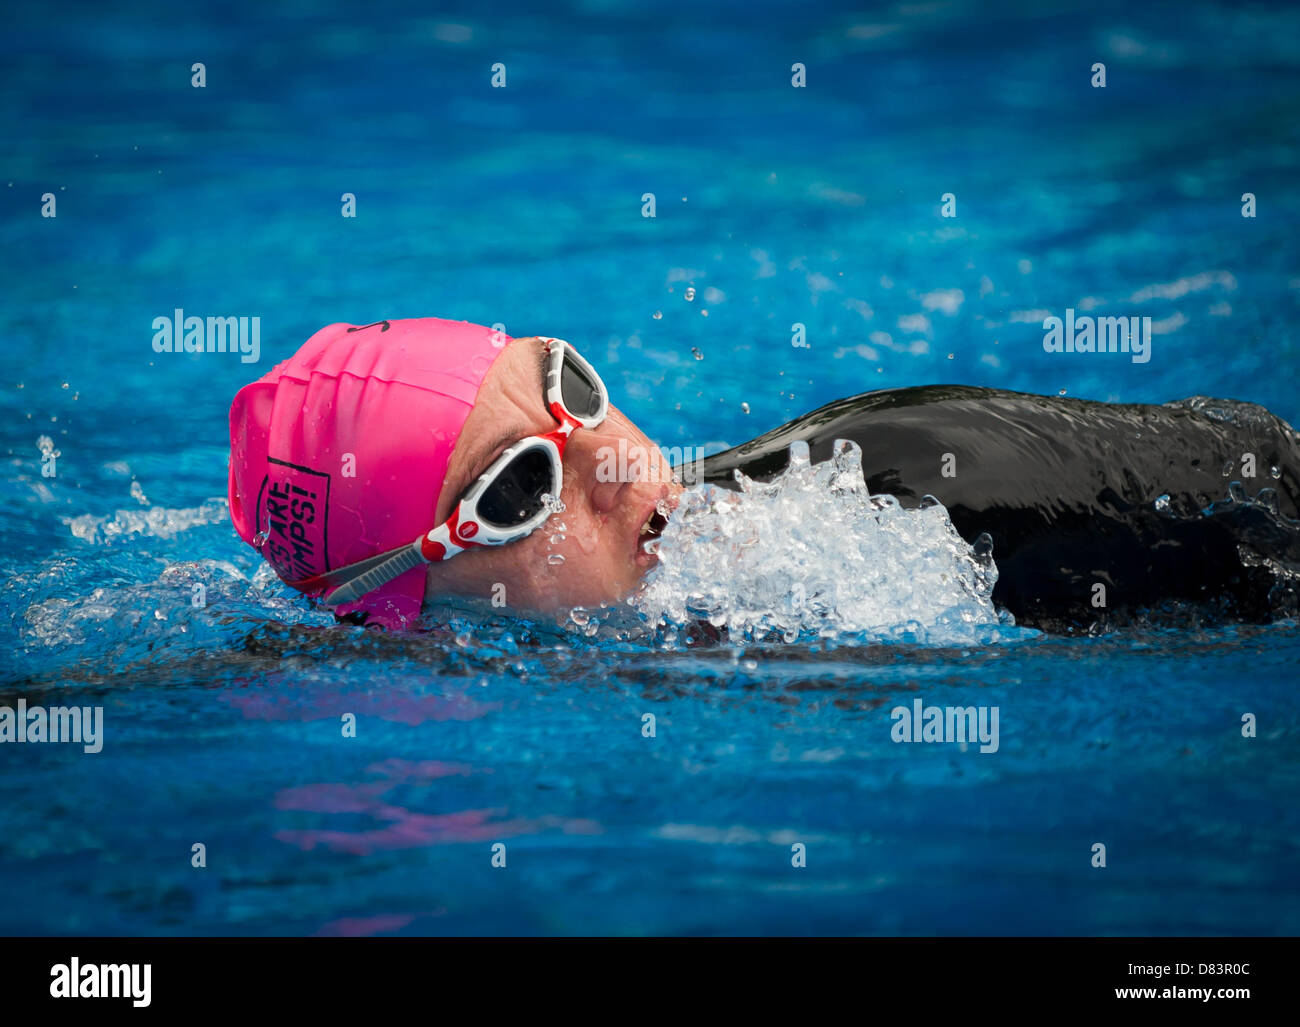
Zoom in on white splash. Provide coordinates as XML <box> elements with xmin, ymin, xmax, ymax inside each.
<box><xmin>62</xmin><ymin>499</ymin><xmax>229</xmax><ymax>545</ymax></box>
<box><xmin>630</xmin><ymin>440</ymin><xmax>1007</xmax><ymax>645</ymax></box>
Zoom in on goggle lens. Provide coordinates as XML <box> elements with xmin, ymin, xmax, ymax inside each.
<box><xmin>560</xmin><ymin>352</ymin><xmax>604</xmax><ymax>420</ymax></box>
<box><xmin>476</xmin><ymin>444</ymin><xmax>557</xmax><ymax>528</ymax></box>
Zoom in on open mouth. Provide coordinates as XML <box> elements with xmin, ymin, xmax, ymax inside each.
<box><xmin>634</xmin><ymin>500</ymin><xmax>673</xmax><ymax>566</ymax></box>
<box><xmin>639</xmin><ymin>509</ymin><xmax>669</xmax><ymax>545</ymax></box>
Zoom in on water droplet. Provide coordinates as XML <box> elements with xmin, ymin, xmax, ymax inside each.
<box><xmin>1228</xmin><ymin>481</ymin><xmax>1248</xmax><ymax>503</ymax></box>
<box><xmin>1154</xmin><ymin>493</ymin><xmax>1171</xmax><ymax>514</ymax></box>
<box><xmin>691</xmin><ymin>347</ymin><xmax>703</xmax><ymax>360</ymax></box>
<box><xmin>547</xmin><ymin>553</ymin><xmax>565</xmax><ymax>565</ymax></box>
<box><xmin>60</xmin><ymin>381</ymin><xmax>69</xmax><ymax>389</ymax></box>
<box><xmin>742</xmin><ymin>659</ymin><xmax>758</xmax><ymax>671</ymax></box>
<box><xmin>652</xmin><ymin>310</ymin><xmax>662</xmax><ymax>319</ymax></box>
<box><xmin>741</xmin><ymin>402</ymin><xmax>750</xmax><ymax>414</ymax></box>
<box><xmin>129</xmin><ymin>480</ymin><xmax>149</xmax><ymax>505</ymax></box>
<box><xmin>569</xmin><ymin>607</ymin><xmax>589</xmax><ymax>626</ymax></box>
<box><xmin>1271</xmin><ymin>465</ymin><xmax>1281</xmax><ymax>479</ymax></box>
<box><xmin>684</xmin><ymin>287</ymin><xmax>696</xmax><ymax>301</ymax></box>
<box><xmin>253</xmin><ymin>531</ymin><xmax>269</xmax><ymax>549</ymax></box>
<box><xmin>1222</xmin><ymin>460</ymin><xmax>1234</xmax><ymax>477</ymax></box>
<box><xmin>549</xmin><ymin>533</ymin><xmax>566</xmax><ymax>544</ymax></box>
<box><xmin>1058</xmin><ymin>388</ymin><xmax>1067</xmax><ymax>396</ymax></box>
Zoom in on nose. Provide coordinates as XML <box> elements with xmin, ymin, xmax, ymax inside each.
<box><xmin>566</xmin><ymin>425</ymin><xmax>634</xmax><ymax>515</ymax></box>
<box><xmin>590</xmin><ymin>476</ymin><xmax>630</xmax><ymax>514</ymax></box>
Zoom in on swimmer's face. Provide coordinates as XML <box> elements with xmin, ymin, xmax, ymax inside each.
<box><xmin>425</xmin><ymin>336</ymin><xmax>683</xmax><ymax>615</ymax></box>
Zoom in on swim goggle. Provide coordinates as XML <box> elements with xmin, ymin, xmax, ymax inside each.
<box><xmin>295</xmin><ymin>337</ymin><xmax>609</xmax><ymax>607</ymax></box>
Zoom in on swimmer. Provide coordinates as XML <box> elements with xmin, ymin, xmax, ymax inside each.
<box><xmin>227</xmin><ymin>318</ymin><xmax>1300</xmax><ymax>631</ymax></box>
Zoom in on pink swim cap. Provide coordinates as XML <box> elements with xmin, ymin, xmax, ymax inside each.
<box><xmin>227</xmin><ymin>317</ymin><xmax>510</xmax><ymax>629</ymax></box>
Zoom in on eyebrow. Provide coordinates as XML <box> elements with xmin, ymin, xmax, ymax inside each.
<box><xmin>448</xmin><ymin>340</ymin><xmax>549</xmax><ymax>505</ymax></box>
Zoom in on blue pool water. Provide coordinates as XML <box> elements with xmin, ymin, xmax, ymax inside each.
<box><xmin>2</xmin><ymin>0</ymin><xmax>1298</xmax><ymax>934</ymax></box>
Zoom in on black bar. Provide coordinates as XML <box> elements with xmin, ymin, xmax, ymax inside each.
<box><xmin>0</xmin><ymin>937</ymin><xmax>1289</xmax><ymax>1014</ymax></box>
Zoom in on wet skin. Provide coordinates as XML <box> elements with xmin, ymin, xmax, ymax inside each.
<box><xmin>425</xmin><ymin>336</ymin><xmax>683</xmax><ymax>613</ymax></box>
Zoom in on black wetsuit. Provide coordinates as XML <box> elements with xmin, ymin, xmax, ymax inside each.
<box><xmin>699</xmin><ymin>387</ymin><xmax>1300</xmax><ymax>631</ymax></box>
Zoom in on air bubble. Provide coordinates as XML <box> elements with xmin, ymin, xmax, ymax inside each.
<box><xmin>741</xmin><ymin>402</ymin><xmax>750</xmax><ymax>414</ymax></box>
<box><xmin>684</xmin><ymin>287</ymin><xmax>696</xmax><ymax>301</ymax></box>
